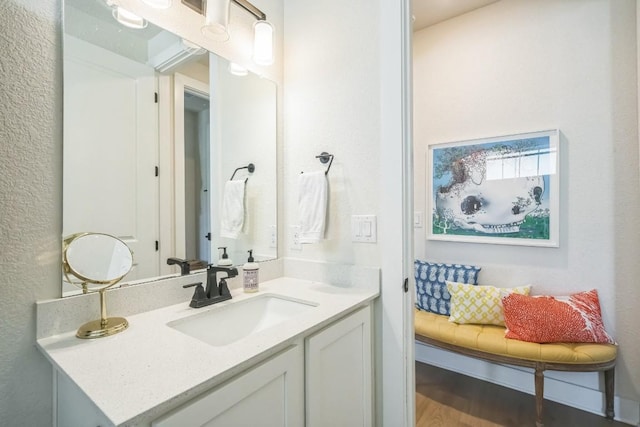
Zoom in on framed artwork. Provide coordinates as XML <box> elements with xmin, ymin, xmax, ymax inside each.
<box><xmin>427</xmin><ymin>129</ymin><xmax>559</xmax><ymax>247</ymax></box>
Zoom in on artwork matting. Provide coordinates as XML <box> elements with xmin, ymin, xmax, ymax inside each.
<box><xmin>427</xmin><ymin>129</ymin><xmax>559</xmax><ymax>247</ymax></box>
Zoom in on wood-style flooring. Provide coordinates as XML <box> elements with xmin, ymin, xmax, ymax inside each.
<box><xmin>416</xmin><ymin>361</ymin><xmax>630</xmax><ymax>427</ymax></box>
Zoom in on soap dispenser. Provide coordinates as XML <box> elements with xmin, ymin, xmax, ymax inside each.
<box><xmin>217</xmin><ymin>247</ymin><xmax>233</xmax><ymax>266</ymax></box>
<box><xmin>243</xmin><ymin>250</ymin><xmax>259</xmax><ymax>293</ymax></box>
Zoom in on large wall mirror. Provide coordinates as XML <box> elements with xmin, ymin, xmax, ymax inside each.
<box><xmin>63</xmin><ymin>0</ymin><xmax>277</xmax><ymax>296</ymax></box>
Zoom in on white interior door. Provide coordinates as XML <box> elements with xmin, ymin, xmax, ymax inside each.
<box><xmin>63</xmin><ymin>36</ymin><xmax>160</xmax><ymax>281</ymax></box>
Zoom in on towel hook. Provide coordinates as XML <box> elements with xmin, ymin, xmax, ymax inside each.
<box><xmin>230</xmin><ymin>163</ymin><xmax>255</xmax><ymax>181</ymax></box>
<box><xmin>315</xmin><ymin>152</ymin><xmax>334</xmax><ymax>175</ymax></box>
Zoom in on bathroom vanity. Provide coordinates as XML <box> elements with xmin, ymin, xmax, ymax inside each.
<box><xmin>37</xmin><ymin>277</ymin><xmax>378</xmax><ymax>426</ymax></box>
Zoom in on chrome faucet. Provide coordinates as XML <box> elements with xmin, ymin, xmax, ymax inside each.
<box><xmin>183</xmin><ymin>265</ymin><xmax>238</xmax><ymax>308</ymax></box>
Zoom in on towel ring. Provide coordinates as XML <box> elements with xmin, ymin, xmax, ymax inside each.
<box><xmin>230</xmin><ymin>163</ymin><xmax>255</xmax><ymax>181</ymax></box>
<box><xmin>300</xmin><ymin>152</ymin><xmax>334</xmax><ymax>175</ymax></box>
<box><xmin>315</xmin><ymin>152</ymin><xmax>334</xmax><ymax>175</ymax></box>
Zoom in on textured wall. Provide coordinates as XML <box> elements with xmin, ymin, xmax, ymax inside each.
<box><xmin>0</xmin><ymin>0</ymin><xmax>62</xmax><ymax>425</ymax></box>
<box><xmin>414</xmin><ymin>0</ymin><xmax>640</xmax><ymax>407</ymax></box>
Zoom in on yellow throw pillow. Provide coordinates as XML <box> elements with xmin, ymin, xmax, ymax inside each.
<box><xmin>446</xmin><ymin>281</ymin><xmax>531</xmax><ymax>326</ymax></box>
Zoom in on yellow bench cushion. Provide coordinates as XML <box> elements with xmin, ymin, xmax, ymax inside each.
<box><xmin>415</xmin><ymin>309</ymin><xmax>617</xmax><ymax>365</ymax></box>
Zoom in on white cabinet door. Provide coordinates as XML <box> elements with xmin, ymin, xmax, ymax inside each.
<box><xmin>56</xmin><ymin>371</ymin><xmax>110</xmax><ymax>427</ymax></box>
<box><xmin>305</xmin><ymin>306</ymin><xmax>373</xmax><ymax>427</ymax></box>
<box><xmin>153</xmin><ymin>345</ymin><xmax>304</xmax><ymax>427</ymax></box>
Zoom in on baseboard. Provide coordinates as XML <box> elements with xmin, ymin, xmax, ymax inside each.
<box><xmin>415</xmin><ymin>341</ymin><xmax>640</xmax><ymax>426</ymax></box>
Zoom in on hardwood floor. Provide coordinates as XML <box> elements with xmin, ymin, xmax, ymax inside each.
<box><xmin>416</xmin><ymin>361</ymin><xmax>629</xmax><ymax>427</ymax></box>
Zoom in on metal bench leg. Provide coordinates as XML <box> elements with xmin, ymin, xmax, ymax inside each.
<box><xmin>535</xmin><ymin>367</ymin><xmax>544</xmax><ymax>427</ymax></box>
<box><xmin>604</xmin><ymin>367</ymin><xmax>615</xmax><ymax>419</ymax></box>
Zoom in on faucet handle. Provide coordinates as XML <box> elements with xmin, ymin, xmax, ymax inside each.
<box><xmin>182</xmin><ymin>282</ymin><xmax>203</xmax><ymax>289</ymax></box>
<box><xmin>218</xmin><ymin>278</ymin><xmax>231</xmax><ymax>298</ymax></box>
<box><xmin>183</xmin><ymin>283</ymin><xmax>207</xmax><ymax>308</ymax></box>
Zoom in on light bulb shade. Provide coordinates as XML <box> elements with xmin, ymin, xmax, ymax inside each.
<box><xmin>253</xmin><ymin>21</ymin><xmax>273</xmax><ymax>66</ymax></box>
<box><xmin>228</xmin><ymin>62</ymin><xmax>249</xmax><ymax>76</ymax></box>
<box><xmin>202</xmin><ymin>0</ymin><xmax>230</xmax><ymax>42</ymax></box>
<box><xmin>141</xmin><ymin>0</ymin><xmax>172</xmax><ymax>8</ymax></box>
<box><xmin>112</xmin><ymin>7</ymin><xmax>147</xmax><ymax>29</ymax></box>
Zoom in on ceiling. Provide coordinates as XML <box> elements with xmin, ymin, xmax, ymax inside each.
<box><xmin>412</xmin><ymin>0</ymin><xmax>500</xmax><ymax>31</ymax></box>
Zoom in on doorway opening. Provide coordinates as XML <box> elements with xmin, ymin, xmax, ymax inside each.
<box><xmin>183</xmin><ymin>90</ymin><xmax>211</xmax><ymax>263</ymax></box>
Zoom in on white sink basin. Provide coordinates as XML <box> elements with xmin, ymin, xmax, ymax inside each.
<box><xmin>167</xmin><ymin>294</ymin><xmax>318</xmax><ymax>346</ymax></box>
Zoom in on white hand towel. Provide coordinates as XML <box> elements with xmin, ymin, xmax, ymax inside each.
<box><xmin>298</xmin><ymin>171</ymin><xmax>328</xmax><ymax>244</ymax></box>
<box><xmin>220</xmin><ymin>179</ymin><xmax>246</xmax><ymax>239</ymax></box>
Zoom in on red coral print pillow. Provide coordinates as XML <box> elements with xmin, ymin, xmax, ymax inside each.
<box><xmin>502</xmin><ymin>289</ymin><xmax>615</xmax><ymax>344</ymax></box>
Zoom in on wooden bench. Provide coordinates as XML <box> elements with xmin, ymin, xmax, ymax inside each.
<box><xmin>415</xmin><ymin>309</ymin><xmax>617</xmax><ymax>427</ymax></box>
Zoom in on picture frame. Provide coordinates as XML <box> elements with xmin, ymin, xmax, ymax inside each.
<box><xmin>427</xmin><ymin>129</ymin><xmax>559</xmax><ymax>247</ymax></box>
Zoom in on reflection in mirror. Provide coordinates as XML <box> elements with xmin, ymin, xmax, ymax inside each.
<box><xmin>63</xmin><ymin>233</ymin><xmax>134</xmax><ymax>291</ymax></box>
<box><xmin>63</xmin><ymin>233</ymin><xmax>132</xmax><ymax>338</ymax></box>
<box><xmin>62</xmin><ymin>0</ymin><xmax>277</xmax><ymax>296</ymax></box>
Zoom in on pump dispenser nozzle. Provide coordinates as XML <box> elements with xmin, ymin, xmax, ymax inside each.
<box><xmin>217</xmin><ymin>247</ymin><xmax>233</xmax><ymax>266</ymax></box>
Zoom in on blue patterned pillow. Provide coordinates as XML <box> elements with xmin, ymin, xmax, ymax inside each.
<box><xmin>415</xmin><ymin>260</ymin><xmax>481</xmax><ymax>315</ymax></box>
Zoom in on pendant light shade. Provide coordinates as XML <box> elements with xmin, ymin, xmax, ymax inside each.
<box><xmin>141</xmin><ymin>0</ymin><xmax>172</xmax><ymax>8</ymax></box>
<box><xmin>112</xmin><ymin>7</ymin><xmax>147</xmax><ymax>29</ymax></box>
<box><xmin>202</xmin><ymin>0</ymin><xmax>231</xmax><ymax>42</ymax></box>
<box><xmin>253</xmin><ymin>20</ymin><xmax>273</xmax><ymax>66</ymax></box>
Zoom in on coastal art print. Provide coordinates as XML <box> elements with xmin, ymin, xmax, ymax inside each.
<box><xmin>427</xmin><ymin>130</ymin><xmax>559</xmax><ymax>247</ymax></box>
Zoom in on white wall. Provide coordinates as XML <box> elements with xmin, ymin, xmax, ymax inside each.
<box><xmin>0</xmin><ymin>1</ymin><xmax>61</xmax><ymax>425</ymax></box>
<box><xmin>413</xmin><ymin>0</ymin><xmax>640</xmax><ymax>420</ymax></box>
<box><xmin>283</xmin><ymin>0</ymin><xmax>380</xmax><ymax>266</ymax></box>
<box><xmin>284</xmin><ymin>2</ymin><xmax>413</xmax><ymax>426</ymax></box>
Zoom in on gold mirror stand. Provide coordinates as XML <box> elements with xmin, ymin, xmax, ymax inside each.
<box><xmin>63</xmin><ymin>232</ymin><xmax>133</xmax><ymax>339</ymax></box>
<box><xmin>76</xmin><ymin>288</ymin><xmax>128</xmax><ymax>339</ymax></box>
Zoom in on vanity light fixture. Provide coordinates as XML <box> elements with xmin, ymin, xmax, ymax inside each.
<box><xmin>202</xmin><ymin>0</ymin><xmax>231</xmax><ymax>42</ymax></box>
<box><xmin>112</xmin><ymin>6</ymin><xmax>148</xmax><ymax>29</ymax></box>
<box><xmin>228</xmin><ymin>62</ymin><xmax>249</xmax><ymax>76</ymax></box>
<box><xmin>230</xmin><ymin>0</ymin><xmax>273</xmax><ymax>65</ymax></box>
<box><xmin>198</xmin><ymin>0</ymin><xmax>274</xmax><ymax>64</ymax></box>
<box><xmin>141</xmin><ymin>0</ymin><xmax>173</xmax><ymax>8</ymax></box>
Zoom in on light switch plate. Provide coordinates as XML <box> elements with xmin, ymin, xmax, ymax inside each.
<box><xmin>351</xmin><ymin>215</ymin><xmax>377</xmax><ymax>243</ymax></box>
<box><xmin>290</xmin><ymin>225</ymin><xmax>302</xmax><ymax>251</ymax></box>
<box><xmin>269</xmin><ymin>225</ymin><xmax>277</xmax><ymax>249</ymax></box>
<box><xmin>414</xmin><ymin>211</ymin><xmax>423</xmax><ymax>228</ymax></box>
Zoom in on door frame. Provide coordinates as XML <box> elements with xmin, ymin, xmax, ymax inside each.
<box><xmin>157</xmin><ymin>73</ymin><xmax>210</xmax><ymax>275</ymax></box>
<box><xmin>378</xmin><ymin>0</ymin><xmax>414</xmax><ymax>425</ymax></box>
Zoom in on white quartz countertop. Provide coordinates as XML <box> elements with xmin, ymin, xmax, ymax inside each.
<box><xmin>37</xmin><ymin>277</ymin><xmax>378</xmax><ymax>426</ymax></box>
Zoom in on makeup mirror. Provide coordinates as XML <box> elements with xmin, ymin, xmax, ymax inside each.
<box><xmin>62</xmin><ymin>0</ymin><xmax>277</xmax><ymax>296</ymax></box>
<box><xmin>63</xmin><ymin>233</ymin><xmax>132</xmax><ymax>338</ymax></box>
